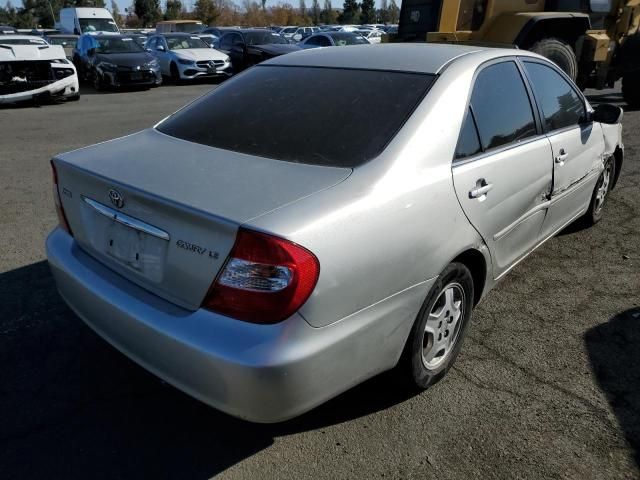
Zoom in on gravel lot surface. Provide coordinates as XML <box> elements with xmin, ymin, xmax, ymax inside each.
<box><xmin>1</xmin><ymin>83</ymin><xmax>639</xmax><ymax>480</ymax></box>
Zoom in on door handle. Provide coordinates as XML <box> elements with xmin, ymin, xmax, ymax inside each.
<box><xmin>555</xmin><ymin>148</ymin><xmax>568</xmax><ymax>165</ymax></box>
<box><xmin>469</xmin><ymin>179</ymin><xmax>493</xmax><ymax>199</ymax></box>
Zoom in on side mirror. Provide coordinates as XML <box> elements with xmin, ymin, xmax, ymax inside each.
<box><xmin>156</xmin><ymin>45</ymin><xmax>165</xmax><ymax>52</ymax></box>
<box><xmin>592</xmin><ymin>104</ymin><xmax>623</xmax><ymax>125</ymax></box>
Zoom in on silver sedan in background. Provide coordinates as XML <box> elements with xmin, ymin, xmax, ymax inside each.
<box><xmin>145</xmin><ymin>33</ymin><xmax>231</xmax><ymax>82</ymax></box>
<box><xmin>46</xmin><ymin>44</ymin><xmax>623</xmax><ymax>423</ymax></box>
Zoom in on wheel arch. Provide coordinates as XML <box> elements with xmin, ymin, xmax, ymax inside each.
<box><xmin>612</xmin><ymin>146</ymin><xmax>623</xmax><ymax>190</ymax></box>
<box><xmin>514</xmin><ymin>15</ymin><xmax>591</xmax><ymax>50</ymax></box>
<box><xmin>451</xmin><ymin>248</ymin><xmax>489</xmax><ymax>307</ymax></box>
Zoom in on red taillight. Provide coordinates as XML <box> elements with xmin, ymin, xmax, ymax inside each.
<box><xmin>51</xmin><ymin>160</ymin><xmax>72</xmax><ymax>235</ymax></box>
<box><xmin>202</xmin><ymin>228</ymin><xmax>320</xmax><ymax>324</ymax></box>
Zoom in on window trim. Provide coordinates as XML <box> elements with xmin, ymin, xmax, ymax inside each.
<box><xmin>452</xmin><ymin>56</ymin><xmax>543</xmax><ymax>165</ymax></box>
<box><xmin>517</xmin><ymin>56</ymin><xmax>590</xmax><ymax>135</ymax></box>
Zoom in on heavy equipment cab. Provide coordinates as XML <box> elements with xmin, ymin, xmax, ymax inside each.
<box><xmin>395</xmin><ymin>0</ymin><xmax>640</xmax><ymax>106</ymax></box>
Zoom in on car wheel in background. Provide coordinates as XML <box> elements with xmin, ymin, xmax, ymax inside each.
<box><xmin>585</xmin><ymin>157</ymin><xmax>615</xmax><ymax>226</ymax></box>
<box><xmin>530</xmin><ymin>38</ymin><xmax>578</xmax><ymax>81</ymax></box>
<box><xmin>92</xmin><ymin>71</ymin><xmax>104</xmax><ymax>92</ymax></box>
<box><xmin>401</xmin><ymin>262</ymin><xmax>474</xmax><ymax>390</ymax></box>
<box><xmin>170</xmin><ymin>63</ymin><xmax>182</xmax><ymax>85</ymax></box>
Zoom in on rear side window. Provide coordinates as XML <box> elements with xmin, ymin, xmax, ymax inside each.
<box><xmin>471</xmin><ymin>61</ymin><xmax>537</xmax><ymax>151</ymax></box>
<box><xmin>523</xmin><ymin>61</ymin><xmax>586</xmax><ymax>132</ymax></box>
<box><xmin>158</xmin><ymin>66</ymin><xmax>435</xmax><ymax>168</ymax></box>
<box><xmin>455</xmin><ymin>107</ymin><xmax>482</xmax><ymax>161</ymax></box>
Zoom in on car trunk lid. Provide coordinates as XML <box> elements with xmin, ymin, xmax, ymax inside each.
<box><xmin>53</xmin><ymin>128</ymin><xmax>351</xmax><ymax>310</ymax></box>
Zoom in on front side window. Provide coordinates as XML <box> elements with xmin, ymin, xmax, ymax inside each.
<box><xmin>471</xmin><ymin>61</ymin><xmax>537</xmax><ymax>151</ymax></box>
<box><xmin>523</xmin><ymin>61</ymin><xmax>586</xmax><ymax>132</ymax></box>
<box><xmin>157</xmin><ymin>66</ymin><xmax>436</xmax><ymax>168</ymax></box>
<box><xmin>457</xmin><ymin>0</ymin><xmax>488</xmax><ymax>30</ymax></box>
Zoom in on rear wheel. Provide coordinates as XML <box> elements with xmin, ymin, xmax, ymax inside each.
<box><xmin>622</xmin><ymin>71</ymin><xmax>640</xmax><ymax>109</ymax></box>
<box><xmin>401</xmin><ymin>263</ymin><xmax>474</xmax><ymax>390</ymax></box>
<box><xmin>530</xmin><ymin>38</ymin><xmax>578</xmax><ymax>81</ymax></box>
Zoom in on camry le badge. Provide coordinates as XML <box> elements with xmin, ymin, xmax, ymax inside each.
<box><xmin>108</xmin><ymin>189</ymin><xmax>124</xmax><ymax>209</ymax></box>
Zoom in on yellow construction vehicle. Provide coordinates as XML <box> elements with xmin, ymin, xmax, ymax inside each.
<box><xmin>394</xmin><ymin>0</ymin><xmax>640</xmax><ymax>107</ymax></box>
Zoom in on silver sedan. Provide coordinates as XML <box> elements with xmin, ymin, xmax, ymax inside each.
<box><xmin>46</xmin><ymin>44</ymin><xmax>624</xmax><ymax>423</ymax></box>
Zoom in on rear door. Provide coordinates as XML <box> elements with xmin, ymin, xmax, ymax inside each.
<box><xmin>452</xmin><ymin>60</ymin><xmax>554</xmax><ymax>278</ymax></box>
<box><xmin>521</xmin><ymin>59</ymin><xmax>605</xmax><ymax>237</ymax></box>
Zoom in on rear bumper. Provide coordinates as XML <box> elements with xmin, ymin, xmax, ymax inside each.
<box><xmin>46</xmin><ymin>228</ymin><xmax>430</xmax><ymax>422</ymax></box>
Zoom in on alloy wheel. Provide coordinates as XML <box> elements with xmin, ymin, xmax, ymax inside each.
<box><xmin>422</xmin><ymin>283</ymin><xmax>465</xmax><ymax>369</ymax></box>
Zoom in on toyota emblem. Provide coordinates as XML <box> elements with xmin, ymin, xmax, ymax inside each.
<box><xmin>108</xmin><ymin>189</ymin><xmax>124</xmax><ymax>209</ymax></box>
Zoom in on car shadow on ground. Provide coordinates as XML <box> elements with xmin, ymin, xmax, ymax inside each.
<box><xmin>585</xmin><ymin>307</ymin><xmax>640</xmax><ymax>469</ymax></box>
<box><xmin>0</xmin><ymin>260</ymin><xmax>419</xmax><ymax>479</ymax></box>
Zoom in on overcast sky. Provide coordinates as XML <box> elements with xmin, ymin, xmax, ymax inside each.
<box><xmin>0</xmin><ymin>0</ymin><xmax>391</xmax><ymax>12</ymax></box>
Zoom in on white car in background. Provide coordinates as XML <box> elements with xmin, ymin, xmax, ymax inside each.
<box><xmin>145</xmin><ymin>33</ymin><xmax>231</xmax><ymax>82</ymax></box>
<box><xmin>357</xmin><ymin>29</ymin><xmax>383</xmax><ymax>44</ymax></box>
<box><xmin>0</xmin><ymin>35</ymin><xmax>80</xmax><ymax>104</ymax></box>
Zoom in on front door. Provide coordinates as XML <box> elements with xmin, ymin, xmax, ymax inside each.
<box><xmin>452</xmin><ymin>60</ymin><xmax>554</xmax><ymax>278</ymax></box>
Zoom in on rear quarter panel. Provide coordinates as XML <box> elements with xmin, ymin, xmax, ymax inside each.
<box><xmin>248</xmin><ymin>58</ymin><xmax>489</xmax><ymax>328</ymax></box>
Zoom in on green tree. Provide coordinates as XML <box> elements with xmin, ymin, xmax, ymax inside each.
<box><xmin>360</xmin><ymin>0</ymin><xmax>374</xmax><ymax>23</ymax></box>
<box><xmin>378</xmin><ymin>0</ymin><xmax>388</xmax><ymax>23</ymax></box>
<box><xmin>111</xmin><ymin>0</ymin><xmax>123</xmax><ymax>25</ymax></box>
<box><xmin>340</xmin><ymin>0</ymin><xmax>358</xmax><ymax>24</ymax></box>
<box><xmin>0</xmin><ymin>1</ymin><xmax>19</xmax><ymax>26</ymax></box>
<box><xmin>320</xmin><ymin>0</ymin><xmax>336</xmax><ymax>24</ymax></box>
<box><xmin>388</xmin><ymin>0</ymin><xmax>399</xmax><ymax>23</ymax></box>
<box><xmin>310</xmin><ymin>0</ymin><xmax>320</xmax><ymax>24</ymax></box>
<box><xmin>165</xmin><ymin>0</ymin><xmax>182</xmax><ymax>19</ymax></box>
<box><xmin>134</xmin><ymin>0</ymin><xmax>161</xmax><ymax>27</ymax></box>
<box><xmin>298</xmin><ymin>0</ymin><xmax>307</xmax><ymax>22</ymax></box>
<box><xmin>194</xmin><ymin>0</ymin><xmax>218</xmax><ymax>25</ymax></box>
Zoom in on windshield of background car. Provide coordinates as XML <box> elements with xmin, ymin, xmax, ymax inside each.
<box><xmin>244</xmin><ymin>32</ymin><xmax>288</xmax><ymax>45</ymax></box>
<box><xmin>157</xmin><ymin>66</ymin><xmax>435</xmax><ymax>167</ymax></box>
<box><xmin>96</xmin><ymin>37</ymin><xmax>144</xmax><ymax>53</ymax></box>
<box><xmin>166</xmin><ymin>36</ymin><xmax>208</xmax><ymax>49</ymax></box>
<box><xmin>330</xmin><ymin>33</ymin><xmax>369</xmax><ymax>45</ymax></box>
<box><xmin>0</xmin><ymin>38</ymin><xmax>47</xmax><ymax>45</ymax></box>
<box><xmin>47</xmin><ymin>37</ymin><xmax>75</xmax><ymax>45</ymax></box>
<box><xmin>79</xmin><ymin>18</ymin><xmax>118</xmax><ymax>33</ymax></box>
<box><xmin>174</xmin><ymin>23</ymin><xmax>204</xmax><ymax>33</ymax></box>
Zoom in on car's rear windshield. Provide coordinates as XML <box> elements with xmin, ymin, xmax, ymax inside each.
<box><xmin>157</xmin><ymin>65</ymin><xmax>435</xmax><ymax>167</ymax></box>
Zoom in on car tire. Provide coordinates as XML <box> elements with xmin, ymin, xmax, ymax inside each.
<box><xmin>622</xmin><ymin>71</ymin><xmax>640</xmax><ymax>109</ymax></box>
<box><xmin>401</xmin><ymin>262</ymin><xmax>474</xmax><ymax>390</ymax></box>
<box><xmin>93</xmin><ymin>71</ymin><xmax>103</xmax><ymax>92</ymax></box>
<box><xmin>584</xmin><ymin>156</ymin><xmax>615</xmax><ymax>226</ymax></box>
<box><xmin>530</xmin><ymin>38</ymin><xmax>578</xmax><ymax>81</ymax></box>
<box><xmin>170</xmin><ymin>63</ymin><xmax>182</xmax><ymax>85</ymax></box>
<box><xmin>66</xmin><ymin>93</ymin><xmax>80</xmax><ymax>101</ymax></box>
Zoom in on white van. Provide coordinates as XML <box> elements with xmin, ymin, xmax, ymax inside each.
<box><xmin>58</xmin><ymin>8</ymin><xmax>120</xmax><ymax>35</ymax></box>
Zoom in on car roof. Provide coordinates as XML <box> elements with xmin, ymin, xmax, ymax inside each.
<box><xmin>157</xmin><ymin>32</ymin><xmax>201</xmax><ymax>37</ymax></box>
<box><xmin>265</xmin><ymin>43</ymin><xmax>511</xmax><ymax>74</ymax></box>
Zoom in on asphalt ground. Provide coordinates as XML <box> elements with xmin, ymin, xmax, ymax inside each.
<box><xmin>1</xmin><ymin>82</ymin><xmax>639</xmax><ymax>480</ymax></box>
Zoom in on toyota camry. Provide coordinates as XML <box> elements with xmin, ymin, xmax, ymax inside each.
<box><xmin>46</xmin><ymin>44</ymin><xmax>624</xmax><ymax>423</ymax></box>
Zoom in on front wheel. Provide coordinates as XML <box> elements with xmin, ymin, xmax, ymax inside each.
<box><xmin>622</xmin><ymin>71</ymin><xmax>640</xmax><ymax>109</ymax></box>
<box><xmin>170</xmin><ymin>63</ymin><xmax>182</xmax><ymax>85</ymax></box>
<box><xmin>401</xmin><ymin>262</ymin><xmax>474</xmax><ymax>390</ymax></box>
<box><xmin>584</xmin><ymin>157</ymin><xmax>615</xmax><ymax>226</ymax></box>
<box><xmin>92</xmin><ymin>71</ymin><xmax>104</xmax><ymax>91</ymax></box>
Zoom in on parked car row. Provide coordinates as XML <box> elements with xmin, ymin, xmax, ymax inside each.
<box><xmin>1</xmin><ymin>24</ymin><xmax>382</xmax><ymax>104</ymax></box>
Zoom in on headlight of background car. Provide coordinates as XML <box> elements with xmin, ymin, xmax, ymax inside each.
<box><xmin>99</xmin><ymin>62</ymin><xmax>119</xmax><ymax>71</ymax></box>
<box><xmin>177</xmin><ymin>58</ymin><xmax>195</xmax><ymax>65</ymax></box>
<box><xmin>146</xmin><ymin>59</ymin><xmax>159</xmax><ymax>69</ymax></box>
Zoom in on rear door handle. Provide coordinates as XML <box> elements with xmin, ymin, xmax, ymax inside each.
<box><xmin>555</xmin><ymin>148</ymin><xmax>568</xmax><ymax>165</ymax></box>
<box><xmin>469</xmin><ymin>179</ymin><xmax>493</xmax><ymax>199</ymax></box>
